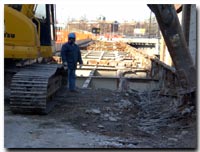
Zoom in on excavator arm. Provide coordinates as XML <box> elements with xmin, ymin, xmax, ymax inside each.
<box><xmin>21</xmin><ymin>4</ymin><xmax>36</xmax><ymax>18</ymax></box>
<box><xmin>6</xmin><ymin>4</ymin><xmax>36</xmax><ymax>18</ymax></box>
<box><xmin>148</xmin><ymin>4</ymin><xmax>196</xmax><ymax>92</ymax></box>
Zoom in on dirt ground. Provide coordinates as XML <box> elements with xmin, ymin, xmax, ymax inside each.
<box><xmin>4</xmin><ymin>86</ymin><xmax>197</xmax><ymax>148</ymax></box>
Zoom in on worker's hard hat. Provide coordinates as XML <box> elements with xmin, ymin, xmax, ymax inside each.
<box><xmin>68</xmin><ymin>33</ymin><xmax>76</xmax><ymax>39</ymax></box>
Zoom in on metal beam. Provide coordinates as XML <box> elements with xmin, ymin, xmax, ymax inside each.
<box><xmin>148</xmin><ymin>4</ymin><xmax>196</xmax><ymax>90</ymax></box>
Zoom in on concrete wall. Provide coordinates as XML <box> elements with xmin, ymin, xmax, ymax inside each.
<box><xmin>159</xmin><ymin>36</ymin><xmax>173</xmax><ymax>66</ymax></box>
<box><xmin>90</xmin><ymin>78</ymin><xmax>118</xmax><ymax>90</ymax></box>
<box><xmin>76</xmin><ymin>69</ymin><xmax>92</xmax><ymax>77</ymax></box>
<box><xmin>94</xmin><ymin>70</ymin><xmax>117</xmax><ymax>77</ymax></box>
<box><xmin>188</xmin><ymin>4</ymin><xmax>197</xmax><ymax>66</ymax></box>
<box><xmin>127</xmin><ymin>80</ymin><xmax>159</xmax><ymax>92</ymax></box>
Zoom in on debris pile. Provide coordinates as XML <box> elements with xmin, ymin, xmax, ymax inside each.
<box><xmin>52</xmin><ymin>87</ymin><xmax>196</xmax><ymax>148</ymax></box>
<box><xmin>86</xmin><ymin>41</ymin><xmax>127</xmax><ymax>51</ymax></box>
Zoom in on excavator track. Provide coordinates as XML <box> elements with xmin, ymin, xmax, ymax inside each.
<box><xmin>10</xmin><ymin>64</ymin><xmax>64</xmax><ymax>114</ymax></box>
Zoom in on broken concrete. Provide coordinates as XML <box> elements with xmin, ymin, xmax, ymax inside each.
<box><xmin>4</xmin><ymin>88</ymin><xmax>196</xmax><ymax>148</ymax></box>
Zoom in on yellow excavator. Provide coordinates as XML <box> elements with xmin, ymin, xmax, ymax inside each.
<box><xmin>4</xmin><ymin>4</ymin><xmax>65</xmax><ymax>114</ymax></box>
<box><xmin>4</xmin><ymin>4</ymin><xmax>57</xmax><ymax>58</ymax></box>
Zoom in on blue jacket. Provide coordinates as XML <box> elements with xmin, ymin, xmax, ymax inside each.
<box><xmin>61</xmin><ymin>42</ymin><xmax>83</xmax><ymax>70</ymax></box>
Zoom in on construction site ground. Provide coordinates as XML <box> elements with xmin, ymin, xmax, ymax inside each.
<box><xmin>4</xmin><ymin>41</ymin><xmax>197</xmax><ymax>149</ymax></box>
<box><xmin>4</xmin><ymin>85</ymin><xmax>196</xmax><ymax>148</ymax></box>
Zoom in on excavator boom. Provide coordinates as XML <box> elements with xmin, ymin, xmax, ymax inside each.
<box><xmin>148</xmin><ymin>4</ymin><xmax>196</xmax><ymax>91</ymax></box>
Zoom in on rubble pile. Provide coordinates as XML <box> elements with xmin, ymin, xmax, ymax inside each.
<box><xmin>52</xmin><ymin>88</ymin><xmax>196</xmax><ymax>148</ymax></box>
<box><xmin>86</xmin><ymin>41</ymin><xmax>127</xmax><ymax>51</ymax></box>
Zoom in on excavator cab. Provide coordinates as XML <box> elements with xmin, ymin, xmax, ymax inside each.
<box><xmin>4</xmin><ymin>4</ymin><xmax>56</xmax><ymax>59</ymax></box>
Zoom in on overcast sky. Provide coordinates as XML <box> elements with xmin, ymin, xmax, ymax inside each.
<box><xmin>56</xmin><ymin>1</ymin><xmax>152</xmax><ymax>23</ymax></box>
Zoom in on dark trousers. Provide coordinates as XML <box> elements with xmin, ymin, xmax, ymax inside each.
<box><xmin>68</xmin><ymin>69</ymin><xmax>76</xmax><ymax>91</ymax></box>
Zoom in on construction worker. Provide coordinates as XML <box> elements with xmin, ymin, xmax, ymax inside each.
<box><xmin>61</xmin><ymin>32</ymin><xmax>83</xmax><ymax>92</ymax></box>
